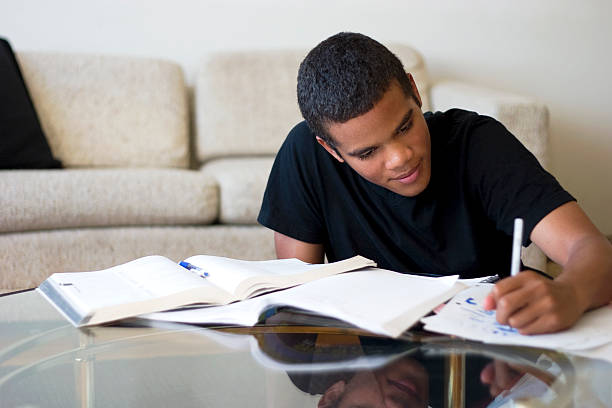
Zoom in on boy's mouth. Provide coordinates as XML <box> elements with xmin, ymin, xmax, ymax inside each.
<box><xmin>391</xmin><ymin>161</ymin><xmax>421</xmax><ymax>185</ymax></box>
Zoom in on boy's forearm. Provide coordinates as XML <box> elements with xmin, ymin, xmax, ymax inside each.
<box><xmin>555</xmin><ymin>234</ymin><xmax>612</xmax><ymax>312</ymax></box>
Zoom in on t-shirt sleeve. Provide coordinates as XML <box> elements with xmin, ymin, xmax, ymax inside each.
<box><xmin>257</xmin><ymin>122</ymin><xmax>325</xmax><ymax>244</ymax></box>
<box><xmin>466</xmin><ymin>116</ymin><xmax>575</xmax><ymax>245</ymax></box>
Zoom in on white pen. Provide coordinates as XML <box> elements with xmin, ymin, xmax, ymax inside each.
<box><xmin>510</xmin><ymin>218</ymin><xmax>524</xmax><ymax>277</ymax></box>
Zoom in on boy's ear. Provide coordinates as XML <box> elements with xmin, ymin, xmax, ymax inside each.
<box><xmin>315</xmin><ymin>136</ymin><xmax>345</xmax><ymax>163</ymax></box>
<box><xmin>407</xmin><ymin>73</ymin><xmax>423</xmax><ymax>108</ymax></box>
<box><xmin>318</xmin><ymin>380</ymin><xmax>346</xmax><ymax>408</ymax></box>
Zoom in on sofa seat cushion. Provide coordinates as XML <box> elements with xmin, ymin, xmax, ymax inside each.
<box><xmin>0</xmin><ymin>169</ymin><xmax>218</xmax><ymax>233</ymax></box>
<box><xmin>201</xmin><ymin>157</ymin><xmax>274</xmax><ymax>224</ymax></box>
<box><xmin>0</xmin><ymin>226</ymin><xmax>275</xmax><ymax>292</ymax></box>
<box><xmin>16</xmin><ymin>52</ymin><xmax>189</xmax><ymax>168</ymax></box>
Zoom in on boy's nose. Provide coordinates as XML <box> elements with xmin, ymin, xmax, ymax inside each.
<box><xmin>385</xmin><ymin>143</ymin><xmax>414</xmax><ymax>171</ymax></box>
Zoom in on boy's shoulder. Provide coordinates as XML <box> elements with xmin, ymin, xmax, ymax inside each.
<box><xmin>281</xmin><ymin>120</ymin><xmax>330</xmax><ymax>162</ymax></box>
<box><xmin>427</xmin><ymin>108</ymin><xmax>511</xmax><ymax>151</ymax></box>
<box><xmin>426</xmin><ymin>108</ymin><xmax>499</xmax><ymax>133</ymax></box>
<box><xmin>285</xmin><ymin>120</ymin><xmax>316</xmax><ymax>145</ymax></box>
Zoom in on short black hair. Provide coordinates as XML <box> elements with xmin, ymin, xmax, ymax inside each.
<box><xmin>297</xmin><ymin>32</ymin><xmax>414</xmax><ymax>148</ymax></box>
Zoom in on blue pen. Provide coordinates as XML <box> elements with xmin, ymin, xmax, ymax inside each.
<box><xmin>179</xmin><ymin>261</ymin><xmax>209</xmax><ymax>277</ymax></box>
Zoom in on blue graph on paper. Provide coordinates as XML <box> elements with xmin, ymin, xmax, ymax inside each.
<box><xmin>442</xmin><ymin>285</ymin><xmax>521</xmax><ymax>338</ymax></box>
<box><xmin>462</xmin><ymin>297</ymin><xmax>519</xmax><ymax>336</ymax></box>
<box><xmin>423</xmin><ymin>283</ymin><xmax>612</xmax><ymax>350</ymax></box>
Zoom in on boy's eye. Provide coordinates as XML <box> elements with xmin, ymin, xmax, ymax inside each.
<box><xmin>399</xmin><ymin>121</ymin><xmax>413</xmax><ymax>134</ymax></box>
<box><xmin>358</xmin><ymin>149</ymin><xmax>375</xmax><ymax>160</ymax></box>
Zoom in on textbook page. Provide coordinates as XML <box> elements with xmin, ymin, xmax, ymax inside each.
<box><xmin>142</xmin><ymin>268</ymin><xmax>464</xmax><ymax>338</ymax></box>
<box><xmin>421</xmin><ymin>283</ymin><xmax>612</xmax><ymax>352</ymax></box>
<box><xmin>37</xmin><ymin>256</ymin><xmax>232</xmax><ymax>326</ymax></box>
<box><xmin>184</xmin><ymin>254</ymin><xmax>375</xmax><ymax>298</ymax></box>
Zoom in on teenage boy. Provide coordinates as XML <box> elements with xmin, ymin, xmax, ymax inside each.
<box><xmin>258</xmin><ymin>32</ymin><xmax>612</xmax><ymax>334</ymax></box>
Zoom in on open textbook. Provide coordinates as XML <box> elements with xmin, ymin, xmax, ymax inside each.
<box><xmin>141</xmin><ymin>268</ymin><xmax>464</xmax><ymax>338</ymax></box>
<box><xmin>37</xmin><ymin>254</ymin><xmax>375</xmax><ymax>327</ymax></box>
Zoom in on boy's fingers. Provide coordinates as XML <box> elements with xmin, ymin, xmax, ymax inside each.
<box><xmin>493</xmin><ymin>270</ymin><xmax>540</xmax><ymax>296</ymax></box>
<box><xmin>482</xmin><ymin>293</ymin><xmax>496</xmax><ymax>310</ymax></box>
<box><xmin>495</xmin><ymin>291</ymin><xmax>531</xmax><ymax>326</ymax></box>
<box><xmin>516</xmin><ymin>314</ymin><xmax>556</xmax><ymax>335</ymax></box>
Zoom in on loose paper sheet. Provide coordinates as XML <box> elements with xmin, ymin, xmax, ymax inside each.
<box><xmin>422</xmin><ymin>283</ymin><xmax>612</xmax><ymax>352</ymax></box>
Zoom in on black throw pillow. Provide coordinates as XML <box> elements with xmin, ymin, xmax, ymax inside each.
<box><xmin>0</xmin><ymin>38</ymin><xmax>62</xmax><ymax>169</ymax></box>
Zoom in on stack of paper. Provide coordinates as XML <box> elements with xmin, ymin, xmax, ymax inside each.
<box><xmin>421</xmin><ymin>283</ymin><xmax>612</xmax><ymax>361</ymax></box>
<box><xmin>142</xmin><ymin>268</ymin><xmax>465</xmax><ymax>338</ymax></box>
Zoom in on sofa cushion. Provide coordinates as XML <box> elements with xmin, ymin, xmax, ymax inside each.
<box><xmin>0</xmin><ymin>169</ymin><xmax>218</xmax><ymax>233</ymax></box>
<box><xmin>195</xmin><ymin>44</ymin><xmax>429</xmax><ymax>162</ymax></box>
<box><xmin>16</xmin><ymin>52</ymin><xmax>189</xmax><ymax>168</ymax></box>
<box><xmin>195</xmin><ymin>50</ymin><xmax>305</xmax><ymax>162</ymax></box>
<box><xmin>0</xmin><ymin>38</ymin><xmax>61</xmax><ymax>169</ymax></box>
<box><xmin>201</xmin><ymin>157</ymin><xmax>274</xmax><ymax>224</ymax></box>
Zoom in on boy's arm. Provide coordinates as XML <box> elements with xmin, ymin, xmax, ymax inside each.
<box><xmin>484</xmin><ymin>201</ymin><xmax>612</xmax><ymax>334</ymax></box>
<box><xmin>274</xmin><ymin>232</ymin><xmax>325</xmax><ymax>264</ymax></box>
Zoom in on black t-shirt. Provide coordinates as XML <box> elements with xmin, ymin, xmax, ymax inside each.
<box><xmin>258</xmin><ymin>109</ymin><xmax>574</xmax><ymax>278</ymax></box>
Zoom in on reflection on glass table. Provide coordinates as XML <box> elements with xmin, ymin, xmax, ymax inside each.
<box><xmin>1</xmin><ymin>290</ymin><xmax>611</xmax><ymax>408</ymax></box>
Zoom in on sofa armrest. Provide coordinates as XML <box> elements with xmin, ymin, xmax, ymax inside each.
<box><xmin>430</xmin><ymin>80</ymin><xmax>551</xmax><ymax>273</ymax></box>
<box><xmin>430</xmin><ymin>80</ymin><xmax>550</xmax><ymax>169</ymax></box>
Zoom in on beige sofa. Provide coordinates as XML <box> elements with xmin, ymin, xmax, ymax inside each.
<box><xmin>0</xmin><ymin>45</ymin><xmax>550</xmax><ymax>292</ymax></box>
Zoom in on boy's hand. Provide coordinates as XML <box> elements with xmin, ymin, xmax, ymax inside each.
<box><xmin>480</xmin><ymin>360</ymin><xmax>527</xmax><ymax>397</ymax></box>
<box><xmin>482</xmin><ymin>271</ymin><xmax>586</xmax><ymax>335</ymax></box>
<box><xmin>480</xmin><ymin>359</ymin><xmax>555</xmax><ymax>397</ymax></box>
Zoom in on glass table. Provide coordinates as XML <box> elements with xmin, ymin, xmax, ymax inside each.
<box><xmin>1</xmin><ymin>290</ymin><xmax>611</xmax><ymax>407</ymax></box>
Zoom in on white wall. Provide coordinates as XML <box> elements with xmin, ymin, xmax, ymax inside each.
<box><xmin>3</xmin><ymin>0</ymin><xmax>611</xmax><ymax>233</ymax></box>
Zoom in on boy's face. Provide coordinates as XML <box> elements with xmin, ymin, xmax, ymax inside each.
<box><xmin>317</xmin><ymin>78</ymin><xmax>431</xmax><ymax>197</ymax></box>
<box><xmin>318</xmin><ymin>356</ymin><xmax>429</xmax><ymax>408</ymax></box>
